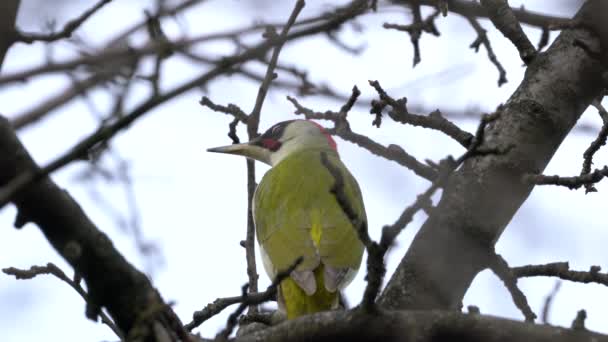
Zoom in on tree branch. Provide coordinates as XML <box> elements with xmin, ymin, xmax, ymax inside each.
<box><xmin>3</xmin><ymin>263</ymin><xmax>124</xmax><ymax>339</ymax></box>
<box><xmin>526</xmin><ymin>166</ymin><xmax>608</xmax><ymax>190</ymax></box>
<box><xmin>233</xmin><ymin>309</ymin><xmax>608</xmax><ymax>342</ymax></box>
<box><xmin>368</xmin><ymin>80</ymin><xmax>473</xmax><ymax>147</ymax></box>
<box><xmin>579</xmin><ymin>100</ymin><xmax>608</xmax><ymax>192</ymax></box>
<box><xmin>320</xmin><ymin>94</ymin><xmax>499</xmax><ymax>312</ymax></box>
<box><xmin>0</xmin><ymin>117</ymin><xmax>187</xmax><ymax>340</ymax></box>
<box><xmin>12</xmin><ymin>0</ymin><xmax>113</xmax><ymax>44</ymax></box>
<box><xmin>382</xmin><ymin>6</ymin><xmax>440</xmax><ymax>66</ymax></box>
<box><xmin>488</xmin><ymin>253</ymin><xmax>536</xmax><ymax>322</ymax></box>
<box><xmin>379</xmin><ymin>0</ymin><xmax>608</xmax><ymax>312</ymax></box>
<box><xmin>392</xmin><ymin>0</ymin><xmax>571</xmax><ymax>29</ymax></box>
<box><xmin>466</xmin><ymin>15</ymin><xmax>508</xmax><ymax>86</ymax></box>
<box><xmin>513</xmin><ymin>262</ymin><xmax>608</xmax><ymax>287</ymax></box>
<box><xmin>0</xmin><ymin>4</ymin><xmax>366</xmax><ymax>210</ymax></box>
<box><xmin>479</xmin><ymin>0</ymin><xmax>537</xmax><ymax>63</ymax></box>
<box><xmin>287</xmin><ymin>87</ymin><xmax>438</xmax><ymax>181</ymax></box>
<box><xmin>215</xmin><ymin>257</ymin><xmax>302</xmax><ymax>340</ymax></box>
<box><xmin>0</xmin><ymin>0</ymin><xmax>20</xmax><ymax>70</ymax></box>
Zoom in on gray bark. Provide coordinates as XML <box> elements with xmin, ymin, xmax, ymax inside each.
<box><xmin>379</xmin><ymin>0</ymin><xmax>608</xmax><ymax>310</ymax></box>
<box><xmin>0</xmin><ymin>0</ymin><xmax>20</xmax><ymax>70</ymax></box>
<box><xmin>234</xmin><ymin>310</ymin><xmax>608</xmax><ymax>342</ymax></box>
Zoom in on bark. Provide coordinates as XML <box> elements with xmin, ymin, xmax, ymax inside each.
<box><xmin>379</xmin><ymin>0</ymin><xmax>608</xmax><ymax>310</ymax></box>
<box><xmin>233</xmin><ymin>309</ymin><xmax>608</xmax><ymax>342</ymax></box>
<box><xmin>0</xmin><ymin>0</ymin><xmax>20</xmax><ymax>70</ymax></box>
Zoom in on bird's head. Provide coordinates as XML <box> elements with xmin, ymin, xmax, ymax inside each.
<box><xmin>207</xmin><ymin>119</ymin><xmax>336</xmax><ymax>166</ymax></box>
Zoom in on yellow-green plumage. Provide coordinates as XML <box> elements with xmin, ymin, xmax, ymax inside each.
<box><xmin>279</xmin><ymin>265</ymin><xmax>335</xmax><ymax>319</ymax></box>
<box><xmin>254</xmin><ymin>148</ymin><xmax>365</xmax><ymax>319</ymax></box>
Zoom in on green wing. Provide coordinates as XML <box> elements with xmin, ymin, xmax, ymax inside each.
<box><xmin>253</xmin><ymin>149</ymin><xmax>365</xmax><ymax>288</ymax></box>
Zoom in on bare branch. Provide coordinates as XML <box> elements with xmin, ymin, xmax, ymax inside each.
<box><xmin>200</xmin><ymin>1</ymin><xmax>307</xmax><ymax>315</ymax></box>
<box><xmin>0</xmin><ymin>0</ymin><xmax>366</xmax><ymax>86</ymax></box>
<box><xmin>215</xmin><ymin>257</ymin><xmax>303</xmax><ymax>340</ymax></box>
<box><xmin>368</xmin><ymin>80</ymin><xmax>473</xmax><ymax>147</ymax></box>
<box><xmin>580</xmin><ymin>100</ymin><xmax>608</xmax><ymax>192</ymax></box>
<box><xmin>287</xmin><ymin>88</ymin><xmax>438</xmax><ymax>181</ymax></box>
<box><xmin>526</xmin><ymin>166</ymin><xmax>608</xmax><ymax>190</ymax></box>
<box><xmin>321</xmin><ymin>94</ymin><xmax>500</xmax><ymax>312</ymax></box>
<box><xmin>200</xmin><ymin>96</ymin><xmax>249</xmax><ymax>123</ymax></box>
<box><xmin>0</xmin><ymin>117</ymin><xmax>187</xmax><ymax>340</ymax></box>
<box><xmin>466</xmin><ymin>16</ymin><xmax>508</xmax><ymax>86</ymax></box>
<box><xmin>13</xmin><ymin>0</ymin><xmax>113</xmax><ymax>44</ymax></box>
<box><xmin>1</xmin><ymin>3</ymin><xmax>363</xmax><ymax>210</ymax></box>
<box><xmin>392</xmin><ymin>0</ymin><xmax>572</xmax><ymax>29</ymax></box>
<box><xmin>185</xmin><ymin>292</ymin><xmax>275</xmax><ymax>332</ymax></box>
<box><xmin>242</xmin><ymin>0</ymin><xmax>306</xmax><ymax>309</ymax></box>
<box><xmin>513</xmin><ymin>262</ymin><xmax>608</xmax><ymax>287</ymax></box>
<box><xmin>3</xmin><ymin>263</ymin><xmax>124</xmax><ymax>339</ymax></box>
<box><xmin>479</xmin><ymin>0</ymin><xmax>537</xmax><ymax>63</ymax></box>
<box><xmin>383</xmin><ymin>6</ymin><xmax>440</xmax><ymax>66</ymax></box>
<box><xmin>488</xmin><ymin>254</ymin><xmax>537</xmax><ymax>322</ymax></box>
<box><xmin>234</xmin><ymin>309</ymin><xmax>608</xmax><ymax>342</ymax></box>
<box><xmin>541</xmin><ymin>281</ymin><xmax>562</xmax><ymax>324</ymax></box>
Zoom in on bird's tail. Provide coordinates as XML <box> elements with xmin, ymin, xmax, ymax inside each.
<box><xmin>279</xmin><ymin>264</ymin><xmax>338</xmax><ymax>319</ymax></box>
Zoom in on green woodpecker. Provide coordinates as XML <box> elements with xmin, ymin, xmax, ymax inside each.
<box><xmin>208</xmin><ymin>119</ymin><xmax>365</xmax><ymax>319</ymax></box>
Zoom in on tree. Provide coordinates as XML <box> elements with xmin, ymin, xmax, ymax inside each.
<box><xmin>1</xmin><ymin>0</ymin><xmax>608</xmax><ymax>341</ymax></box>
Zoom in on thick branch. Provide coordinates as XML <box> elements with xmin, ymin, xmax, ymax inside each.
<box><xmin>233</xmin><ymin>309</ymin><xmax>608</xmax><ymax>342</ymax></box>
<box><xmin>393</xmin><ymin>0</ymin><xmax>571</xmax><ymax>28</ymax></box>
<box><xmin>379</xmin><ymin>0</ymin><xmax>608</xmax><ymax>312</ymax></box>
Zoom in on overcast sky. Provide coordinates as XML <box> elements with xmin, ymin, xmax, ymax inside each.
<box><xmin>1</xmin><ymin>1</ymin><xmax>606</xmax><ymax>341</ymax></box>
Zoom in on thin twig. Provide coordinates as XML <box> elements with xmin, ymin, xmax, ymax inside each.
<box><xmin>383</xmin><ymin>7</ymin><xmax>440</xmax><ymax>66</ymax></box>
<box><xmin>541</xmin><ymin>281</ymin><xmax>561</xmax><ymax>324</ymax></box>
<box><xmin>245</xmin><ymin>0</ymin><xmax>305</xmax><ymax>313</ymax></box>
<box><xmin>184</xmin><ymin>292</ymin><xmax>275</xmax><ymax>331</ymax></box>
<box><xmin>466</xmin><ymin>16</ymin><xmax>508</xmax><ymax>86</ymax></box>
<box><xmin>488</xmin><ymin>254</ymin><xmax>537</xmax><ymax>322</ymax></box>
<box><xmin>287</xmin><ymin>88</ymin><xmax>438</xmax><ymax>181</ymax></box>
<box><xmin>368</xmin><ymin>80</ymin><xmax>473</xmax><ymax>147</ymax></box>
<box><xmin>513</xmin><ymin>262</ymin><xmax>608</xmax><ymax>287</ymax></box>
<box><xmin>3</xmin><ymin>263</ymin><xmax>125</xmax><ymax>340</ymax></box>
<box><xmin>580</xmin><ymin>100</ymin><xmax>608</xmax><ymax>193</ymax></box>
<box><xmin>1</xmin><ymin>0</ymin><xmax>352</xmax><ymax>210</ymax></box>
<box><xmin>526</xmin><ymin>166</ymin><xmax>608</xmax><ymax>190</ymax></box>
<box><xmin>571</xmin><ymin>310</ymin><xmax>587</xmax><ymax>330</ymax></box>
<box><xmin>200</xmin><ymin>97</ymin><xmax>249</xmax><ymax>123</ymax></box>
<box><xmin>215</xmin><ymin>257</ymin><xmax>303</xmax><ymax>341</ymax></box>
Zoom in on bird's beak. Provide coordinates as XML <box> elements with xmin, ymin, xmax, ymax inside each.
<box><xmin>207</xmin><ymin>139</ymin><xmax>271</xmax><ymax>164</ymax></box>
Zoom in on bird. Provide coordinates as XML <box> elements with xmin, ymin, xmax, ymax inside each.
<box><xmin>208</xmin><ymin>119</ymin><xmax>365</xmax><ymax>319</ymax></box>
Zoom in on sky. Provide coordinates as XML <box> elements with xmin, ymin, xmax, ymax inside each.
<box><xmin>1</xmin><ymin>1</ymin><xmax>607</xmax><ymax>341</ymax></box>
